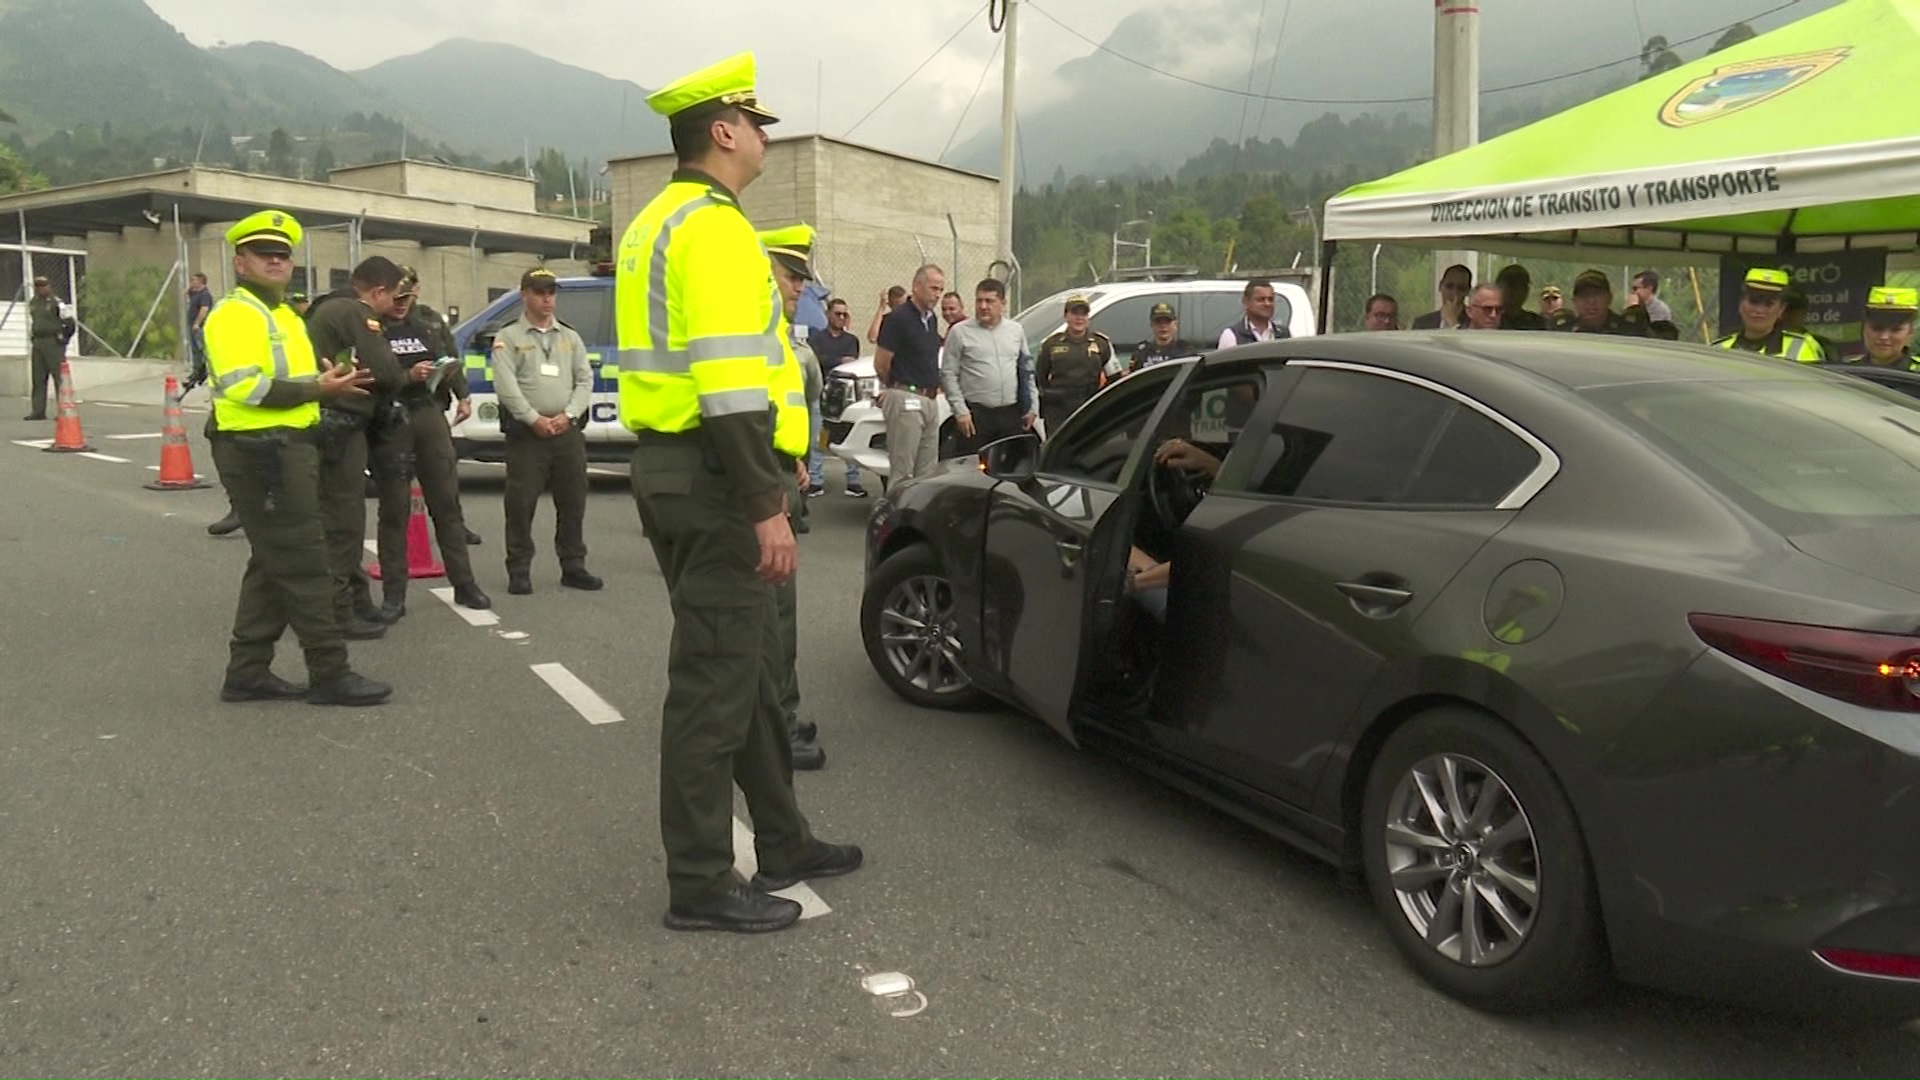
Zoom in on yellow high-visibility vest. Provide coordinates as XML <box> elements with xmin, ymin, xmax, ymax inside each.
<box><xmin>771</xmin><ymin>316</ymin><xmax>811</xmax><ymax>458</ymax></box>
<box><xmin>1713</xmin><ymin>330</ymin><xmax>1824</xmax><ymax>363</ymax></box>
<box><xmin>203</xmin><ymin>287</ymin><xmax>320</xmax><ymax>432</ymax></box>
<box><xmin>613</xmin><ymin>178</ymin><xmax>782</xmax><ymax>434</ymax></box>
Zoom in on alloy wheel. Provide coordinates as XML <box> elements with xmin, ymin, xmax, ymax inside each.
<box><xmin>1382</xmin><ymin>752</ymin><xmax>1541</xmax><ymax>967</ymax></box>
<box><xmin>877</xmin><ymin>574</ymin><xmax>972</xmax><ymax>696</ymax></box>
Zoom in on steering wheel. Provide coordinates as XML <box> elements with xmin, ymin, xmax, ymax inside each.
<box><xmin>1148</xmin><ymin>448</ymin><xmax>1207</xmax><ymax>527</ymax></box>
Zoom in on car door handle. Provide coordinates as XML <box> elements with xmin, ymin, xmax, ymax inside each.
<box><xmin>1336</xmin><ymin>579</ymin><xmax>1414</xmax><ymax>616</ymax></box>
<box><xmin>1055</xmin><ymin>536</ymin><xmax>1083</xmax><ymax>567</ymax></box>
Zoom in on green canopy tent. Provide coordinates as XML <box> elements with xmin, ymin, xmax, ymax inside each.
<box><xmin>1318</xmin><ymin>0</ymin><xmax>1920</xmax><ymax>324</ymax></box>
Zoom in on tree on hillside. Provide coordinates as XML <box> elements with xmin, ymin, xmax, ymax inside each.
<box><xmin>266</xmin><ymin>127</ymin><xmax>297</xmax><ymax>178</ymax></box>
<box><xmin>0</xmin><ymin>143</ymin><xmax>46</xmax><ymax>194</ymax></box>
<box><xmin>310</xmin><ymin>141</ymin><xmax>335</xmax><ymax>182</ymax></box>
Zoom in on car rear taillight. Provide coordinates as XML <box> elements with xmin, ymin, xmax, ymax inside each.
<box><xmin>1814</xmin><ymin>947</ymin><xmax>1920</xmax><ymax>980</ymax></box>
<box><xmin>1689</xmin><ymin>613</ymin><xmax>1920</xmax><ymax>711</ymax></box>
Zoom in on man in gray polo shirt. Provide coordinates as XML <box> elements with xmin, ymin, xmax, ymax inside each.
<box><xmin>941</xmin><ymin>277</ymin><xmax>1035</xmax><ymax>455</ymax></box>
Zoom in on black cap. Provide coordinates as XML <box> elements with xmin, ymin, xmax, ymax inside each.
<box><xmin>520</xmin><ymin>267</ymin><xmax>559</xmax><ymax>292</ymax></box>
<box><xmin>1572</xmin><ymin>269</ymin><xmax>1611</xmax><ymax>296</ymax></box>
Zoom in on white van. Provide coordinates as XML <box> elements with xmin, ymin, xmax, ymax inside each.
<box><xmin>820</xmin><ymin>278</ymin><xmax>1317</xmax><ymax>484</ymax></box>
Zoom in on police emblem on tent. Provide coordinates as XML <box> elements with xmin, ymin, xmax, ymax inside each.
<box><xmin>1659</xmin><ymin>48</ymin><xmax>1850</xmax><ymax>128</ymax></box>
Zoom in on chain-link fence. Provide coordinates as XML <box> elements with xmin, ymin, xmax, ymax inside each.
<box><xmin>810</xmin><ymin>230</ymin><xmax>1001</xmax><ymax>335</ymax></box>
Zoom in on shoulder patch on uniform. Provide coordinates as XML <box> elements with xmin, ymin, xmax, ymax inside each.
<box><xmin>366</xmin><ymin>318</ymin><xmax>381</xmax><ymax>332</ymax></box>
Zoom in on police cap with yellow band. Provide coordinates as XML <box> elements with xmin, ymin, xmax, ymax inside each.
<box><xmin>1866</xmin><ymin>285</ymin><xmax>1919</xmax><ymax>322</ymax></box>
<box><xmin>1742</xmin><ymin>267</ymin><xmax>1790</xmax><ymax>295</ymax></box>
<box><xmin>758</xmin><ymin>224</ymin><xmax>816</xmax><ymax>282</ymax></box>
<box><xmin>520</xmin><ymin>267</ymin><xmax>559</xmax><ymax>293</ymax></box>
<box><xmin>647</xmin><ymin>52</ymin><xmax>779</xmax><ymax>125</ymax></box>
<box><xmin>226</xmin><ymin>209</ymin><xmax>301</xmax><ymax>254</ymax></box>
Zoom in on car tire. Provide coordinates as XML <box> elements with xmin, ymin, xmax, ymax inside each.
<box><xmin>860</xmin><ymin>544</ymin><xmax>985</xmax><ymax>710</ymax></box>
<box><xmin>1360</xmin><ymin>707</ymin><xmax>1609</xmax><ymax>1013</ymax></box>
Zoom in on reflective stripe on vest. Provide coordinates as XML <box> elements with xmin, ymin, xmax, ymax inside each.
<box><xmin>205</xmin><ymin>289</ymin><xmax>319</xmax><ymax>431</ymax></box>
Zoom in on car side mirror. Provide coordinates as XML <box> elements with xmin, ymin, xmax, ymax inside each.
<box><xmin>979</xmin><ymin>431</ymin><xmax>1041</xmax><ymax>482</ymax></box>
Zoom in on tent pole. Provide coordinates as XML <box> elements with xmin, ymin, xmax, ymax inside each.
<box><xmin>1317</xmin><ymin>240</ymin><xmax>1337</xmax><ymax>332</ymax></box>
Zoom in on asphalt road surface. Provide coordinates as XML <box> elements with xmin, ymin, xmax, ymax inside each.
<box><xmin>1</xmin><ymin>394</ymin><xmax>1916</xmax><ymax>1078</ymax></box>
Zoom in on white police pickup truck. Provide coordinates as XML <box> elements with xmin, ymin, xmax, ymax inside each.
<box><xmin>820</xmin><ymin>278</ymin><xmax>1317</xmax><ymax>484</ymax></box>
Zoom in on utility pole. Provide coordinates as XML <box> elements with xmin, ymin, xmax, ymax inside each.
<box><xmin>996</xmin><ymin>0</ymin><xmax>1019</xmax><ymax>286</ymax></box>
<box><xmin>1432</xmin><ymin>0</ymin><xmax>1480</xmax><ymax>296</ymax></box>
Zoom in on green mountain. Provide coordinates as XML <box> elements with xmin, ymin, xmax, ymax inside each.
<box><xmin>0</xmin><ymin>0</ymin><xmax>659</xmax><ymax>174</ymax></box>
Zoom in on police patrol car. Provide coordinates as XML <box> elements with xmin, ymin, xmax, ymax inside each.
<box><xmin>450</xmin><ymin>271</ymin><xmax>630</xmax><ymax>461</ymax></box>
<box><xmin>819</xmin><ymin>276</ymin><xmax>1318</xmax><ymax>484</ymax></box>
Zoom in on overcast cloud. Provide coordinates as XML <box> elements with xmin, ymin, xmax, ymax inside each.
<box><xmin>143</xmin><ymin>0</ymin><xmax>1834</xmax><ymax>161</ymax></box>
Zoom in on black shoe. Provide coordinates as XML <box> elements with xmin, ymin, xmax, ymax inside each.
<box><xmin>206</xmin><ymin>511</ymin><xmax>242</xmax><ymax>537</ymax></box>
<box><xmin>749</xmin><ymin>841</ymin><xmax>863</xmax><ymax>892</ymax></box>
<box><xmin>559</xmin><ymin>568</ymin><xmax>604</xmax><ymax>591</ymax></box>
<box><xmin>663</xmin><ymin>884</ymin><xmax>802</xmax><ymax>934</ymax></box>
<box><xmin>452</xmin><ymin>582</ymin><xmax>492</xmax><ymax>610</ymax></box>
<box><xmin>21</xmin><ymin>413</ymin><xmax>46</xmax><ymax>421</ymax></box>
<box><xmin>354</xmin><ymin>604</ymin><xmax>384</xmax><ymax>625</ymax></box>
<box><xmin>806</xmin><ymin>487</ymin><xmax>825</xmax><ymax>498</ymax></box>
<box><xmin>306</xmin><ymin>672</ymin><xmax>393</xmax><ymax>707</ymax></box>
<box><xmin>378</xmin><ymin>593</ymin><xmax>406</xmax><ymax>624</ymax></box>
<box><xmin>793</xmin><ymin>517</ymin><xmax>811</xmax><ymax>535</ymax></box>
<box><xmin>343</xmin><ymin>617</ymin><xmax>387</xmax><ymax>641</ymax></box>
<box><xmin>219</xmin><ymin>672</ymin><xmax>308</xmax><ymax>703</ymax></box>
<box><xmin>793</xmin><ymin>718</ymin><xmax>818</xmax><ymax>743</ymax></box>
<box><xmin>790</xmin><ymin>736</ymin><xmax>826</xmax><ymax>772</ymax></box>
<box><xmin>464</xmin><ymin>527</ymin><xmax>482</xmax><ymax>546</ymax></box>
<box><xmin>507</xmin><ymin>572</ymin><xmax>532</xmax><ymax>596</ymax></box>
<box><xmin>844</xmin><ymin>485</ymin><xmax>868</xmax><ymax>498</ymax></box>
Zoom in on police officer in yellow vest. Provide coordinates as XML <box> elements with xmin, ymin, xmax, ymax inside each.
<box><xmin>201</xmin><ymin>210</ymin><xmax>391</xmax><ymax>707</ymax></box>
<box><xmin>1849</xmin><ymin>285</ymin><xmax>1920</xmax><ymax>370</ymax></box>
<box><xmin>614</xmin><ymin>53</ymin><xmax>860</xmax><ymax>935</ymax></box>
<box><xmin>1713</xmin><ymin>267</ymin><xmax>1825</xmax><ymax>361</ymax></box>
<box><xmin>760</xmin><ymin>223</ymin><xmax>828</xmax><ymax>772</ymax></box>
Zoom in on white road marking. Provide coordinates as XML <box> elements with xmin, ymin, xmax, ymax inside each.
<box><xmin>529</xmin><ymin>662</ymin><xmax>625</xmax><ymax>725</ymax></box>
<box><xmin>78</xmin><ymin>451</ymin><xmax>131</xmax><ymax>463</ymax></box>
<box><xmin>731</xmin><ymin>817</ymin><xmax>831</xmax><ymax>919</ymax></box>
<box><xmin>107</xmin><ymin>432</ymin><xmax>162</xmax><ymax>440</ymax></box>
<box><xmin>362</xmin><ymin>539</ymin><xmax>379</xmax><ymax>555</ymax></box>
<box><xmin>11</xmin><ymin>438</ymin><xmax>54</xmax><ymax>449</ymax></box>
<box><xmin>430</xmin><ymin>586</ymin><xmax>501</xmax><ymax>627</ymax></box>
<box><xmin>586</xmin><ymin>466</ymin><xmax>624</xmax><ymax>477</ymax></box>
<box><xmin>87</xmin><ymin>402</ymin><xmax>132</xmax><ymax>409</ymax></box>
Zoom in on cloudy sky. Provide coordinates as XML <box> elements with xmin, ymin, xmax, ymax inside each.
<box><xmin>142</xmin><ymin>0</ymin><xmax>1834</xmax><ymax>163</ymax></box>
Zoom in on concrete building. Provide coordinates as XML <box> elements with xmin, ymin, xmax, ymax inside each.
<box><xmin>607</xmin><ymin>135</ymin><xmax>1000</xmax><ymax>320</ymax></box>
<box><xmin>0</xmin><ymin>161</ymin><xmax>594</xmax><ymax>378</ymax></box>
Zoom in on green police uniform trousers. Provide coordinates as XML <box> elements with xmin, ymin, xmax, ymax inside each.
<box><xmin>371</xmin><ymin>403</ymin><xmax>476</xmax><ymax>589</ymax></box>
<box><xmin>504</xmin><ymin>421</ymin><xmax>590</xmax><ymax>575</ymax></box>
<box><xmin>777</xmin><ymin>456</ymin><xmax>803</xmax><ymax>736</ymax></box>
<box><xmin>28</xmin><ymin>335</ymin><xmax>62</xmax><ymax>418</ymax></box>
<box><xmin>630</xmin><ymin>432</ymin><xmax>814</xmax><ymax>908</ymax></box>
<box><xmin>319</xmin><ymin>419</ymin><xmax>375</xmax><ymax>623</ymax></box>
<box><xmin>209</xmin><ymin>434</ymin><xmax>351</xmax><ymax>685</ymax></box>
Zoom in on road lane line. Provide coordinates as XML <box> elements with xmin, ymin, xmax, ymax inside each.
<box><xmin>586</xmin><ymin>466</ymin><xmax>624</xmax><ymax>477</ymax></box>
<box><xmin>87</xmin><ymin>402</ymin><xmax>132</xmax><ymax>409</ymax></box>
<box><xmin>107</xmin><ymin>432</ymin><xmax>162</xmax><ymax>440</ymax></box>
<box><xmin>362</xmin><ymin>539</ymin><xmax>379</xmax><ymax>556</ymax></box>
<box><xmin>430</xmin><ymin>586</ymin><xmax>501</xmax><ymax>627</ymax></box>
<box><xmin>78</xmin><ymin>451</ymin><xmax>131</xmax><ymax>463</ymax></box>
<box><xmin>731</xmin><ymin>817</ymin><xmax>831</xmax><ymax>919</ymax></box>
<box><xmin>529</xmin><ymin>662</ymin><xmax>625</xmax><ymax>725</ymax></box>
<box><xmin>11</xmin><ymin>439</ymin><xmax>54</xmax><ymax>449</ymax></box>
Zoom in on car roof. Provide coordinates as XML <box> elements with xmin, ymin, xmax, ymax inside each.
<box><xmin>1235</xmin><ymin>331</ymin><xmax>1840</xmax><ymax>392</ymax></box>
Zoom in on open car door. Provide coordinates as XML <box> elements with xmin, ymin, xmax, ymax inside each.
<box><xmin>980</xmin><ymin>361</ymin><xmax>1200</xmax><ymax>744</ymax></box>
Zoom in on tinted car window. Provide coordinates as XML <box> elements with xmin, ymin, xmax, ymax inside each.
<box><xmin>556</xmin><ymin>286</ymin><xmax>613</xmax><ymax>345</ymax></box>
<box><xmin>1238</xmin><ymin>367</ymin><xmax>1529</xmax><ymax>506</ymax></box>
<box><xmin>1595</xmin><ymin>377</ymin><xmax>1920</xmax><ymax>528</ymax></box>
<box><xmin>1041</xmin><ymin>364</ymin><xmax>1182</xmax><ymax>486</ymax></box>
<box><xmin>1088</xmin><ymin>294</ymin><xmax>1177</xmax><ymax>347</ymax></box>
<box><xmin>477</xmin><ymin>298</ymin><xmax>525</xmax><ymax>338</ymax></box>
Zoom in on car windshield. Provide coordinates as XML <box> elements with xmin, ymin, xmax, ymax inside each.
<box><xmin>1014</xmin><ymin>288</ymin><xmax>1102</xmax><ymax>344</ymax></box>
<box><xmin>1590</xmin><ymin>377</ymin><xmax>1920</xmax><ymax>532</ymax></box>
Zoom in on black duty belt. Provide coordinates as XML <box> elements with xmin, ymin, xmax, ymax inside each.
<box><xmin>209</xmin><ymin>426</ymin><xmax>323</xmax><ymax>445</ymax></box>
<box><xmin>890</xmin><ymin>384</ymin><xmax>939</xmax><ymax>399</ymax></box>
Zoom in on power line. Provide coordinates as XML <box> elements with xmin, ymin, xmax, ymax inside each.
<box><xmin>1254</xmin><ymin>0</ymin><xmax>1295</xmax><ymax>140</ymax></box>
<box><xmin>844</xmin><ymin>1</ymin><xmax>989</xmax><ymax>140</ymax></box>
<box><xmin>941</xmin><ymin>35</ymin><xmax>1004</xmax><ymax>162</ymax></box>
<box><xmin>1234</xmin><ymin>0</ymin><xmax>1272</xmax><ymax>151</ymax></box>
<box><xmin>1023</xmin><ymin>0</ymin><xmax>1806</xmax><ymax>106</ymax></box>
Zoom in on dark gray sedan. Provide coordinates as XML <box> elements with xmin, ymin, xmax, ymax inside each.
<box><xmin>861</xmin><ymin>332</ymin><xmax>1920</xmax><ymax>1019</ymax></box>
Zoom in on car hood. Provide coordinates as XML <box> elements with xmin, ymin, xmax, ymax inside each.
<box><xmin>832</xmin><ymin>359</ymin><xmax>877</xmax><ymax>378</ymax></box>
<box><xmin>1790</xmin><ymin>523</ymin><xmax>1920</xmax><ymax>598</ymax></box>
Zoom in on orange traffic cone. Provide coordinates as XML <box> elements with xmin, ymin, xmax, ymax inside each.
<box><xmin>145</xmin><ymin>374</ymin><xmax>210</xmax><ymax>490</ymax></box>
<box><xmin>44</xmin><ymin>359</ymin><xmax>92</xmax><ymax>454</ymax></box>
<box><xmin>366</xmin><ymin>482</ymin><xmax>447</xmax><ymax>580</ymax></box>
